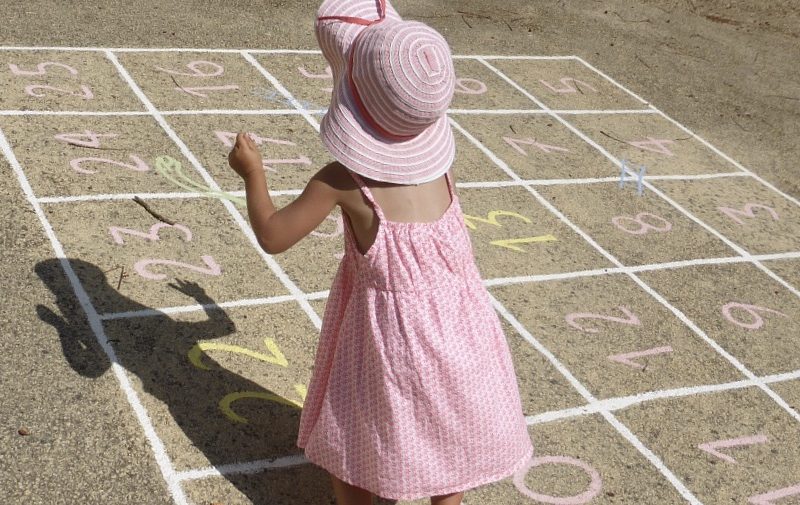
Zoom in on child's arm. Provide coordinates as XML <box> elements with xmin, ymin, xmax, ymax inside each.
<box><xmin>228</xmin><ymin>132</ymin><xmax>340</xmax><ymax>254</ymax></box>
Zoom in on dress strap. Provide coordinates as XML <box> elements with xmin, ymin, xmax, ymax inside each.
<box><xmin>444</xmin><ymin>170</ymin><xmax>456</xmax><ymax>199</ymax></box>
<box><xmin>346</xmin><ymin>170</ymin><xmax>386</xmax><ymax>220</ymax></box>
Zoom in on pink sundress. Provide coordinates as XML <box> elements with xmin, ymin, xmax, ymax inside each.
<box><xmin>297</xmin><ymin>170</ymin><xmax>534</xmax><ymax>500</ymax></box>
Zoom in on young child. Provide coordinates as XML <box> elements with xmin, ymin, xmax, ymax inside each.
<box><xmin>228</xmin><ymin>0</ymin><xmax>534</xmax><ymax>503</ymax></box>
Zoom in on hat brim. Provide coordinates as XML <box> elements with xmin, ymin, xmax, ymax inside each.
<box><xmin>320</xmin><ymin>77</ymin><xmax>455</xmax><ymax>185</ymax></box>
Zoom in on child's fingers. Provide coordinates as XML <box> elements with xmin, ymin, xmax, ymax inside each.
<box><xmin>235</xmin><ymin>131</ymin><xmax>248</xmax><ymax>148</ymax></box>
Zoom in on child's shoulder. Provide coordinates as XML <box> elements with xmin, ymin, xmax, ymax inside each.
<box><xmin>312</xmin><ymin>161</ymin><xmax>358</xmax><ymax>192</ymax></box>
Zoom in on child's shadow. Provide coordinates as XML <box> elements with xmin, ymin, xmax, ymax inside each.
<box><xmin>35</xmin><ymin>258</ymin><xmax>336</xmax><ymax>505</ymax></box>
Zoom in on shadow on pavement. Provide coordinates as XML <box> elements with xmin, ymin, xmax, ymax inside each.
<box><xmin>34</xmin><ymin>257</ymin><xmax>335</xmax><ymax>505</ymax></box>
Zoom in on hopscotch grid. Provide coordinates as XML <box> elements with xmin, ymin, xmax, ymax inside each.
<box><xmin>99</xmin><ymin>250</ymin><xmax>800</xmax><ymax>322</ymax></box>
<box><xmin>33</xmin><ymin>172</ymin><xmax>753</xmax><ymax>205</ymax></box>
<box><xmin>572</xmin><ymin>55</ymin><xmax>800</xmax><ymax>208</ymax></box>
<box><xmin>103</xmin><ymin>49</ymin><xmax>322</xmax><ymax>328</ymax></box>
<box><xmin>0</xmin><ymin>45</ymin><xmax>577</xmax><ymax>60</ymax></box>
<box><xmin>0</xmin><ymin>128</ymin><xmax>190</xmax><ymax>504</ymax></box>
<box><xmin>476</xmin><ymin>58</ymin><xmax>800</xmax><ymax>419</ymax></box>
<box><xmin>482</xmin><ymin>58</ymin><xmax>800</xmax><ymax>298</ymax></box>
<box><xmin>450</xmin><ymin>116</ymin><xmax>705</xmax><ymax>503</ymax></box>
<box><xmin>174</xmin><ymin>365</ymin><xmax>800</xmax><ymax>482</ymax></box>
<box><xmin>3</xmin><ymin>45</ymin><xmax>798</xmax><ymax>500</ymax></box>
<box><xmin>0</xmin><ymin>108</ymin><xmax>665</xmax><ymax>116</ymax></box>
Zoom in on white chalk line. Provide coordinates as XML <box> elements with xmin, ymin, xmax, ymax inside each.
<box><xmin>0</xmin><ymin>110</ymin><xmax>151</xmax><ymax>116</ymax></box>
<box><xmin>175</xmin><ymin>454</ymin><xmax>309</xmax><ymax>482</ymax></box>
<box><xmin>98</xmin><ymin>250</ymin><xmax>800</xmax><ymax>321</ymax></box>
<box><xmin>0</xmin><ymin>47</ymin><xmax>578</xmax><ymax>59</ymax></box>
<box><xmin>34</xmin><ymin>172</ymin><xmax>752</xmax><ymax>205</ymax></box>
<box><xmin>173</xmin><ymin>365</ymin><xmax>800</xmax><ymax>483</ymax></box>
<box><xmin>103</xmin><ymin>48</ymin><xmax>334</xmax><ymax>503</ymax></box>
<box><xmin>478</xmin><ymin>58</ymin><xmax>800</xmax><ymax>422</ymax></box>
<box><xmin>0</xmin><ymin>127</ymin><xmax>187</xmax><ymax>503</ymax></box>
<box><xmin>100</xmin><ymin>291</ymin><xmax>330</xmax><ymax>321</ymax></box>
<box><xmin>0</xmin><ymin>46</ymin><xmax>323</xmax><ymax>54</ymax></box>
<box><xmin>5</xmin><ymin>45</ymin><xmax>797</xmax><ymax>497</ymax></box>
<box><xmin>0</xmin><ymin>108</ymin><xmax>660</xmax><ymax>116</ymax></box>
<box><xmin>454</xmin><ymin>111</ymin><xmax>704</xmax><ymax>504</ymax></box>
<box><xmin>491</xmin><ymin>59</ymin><xmax>800</xmax><ymax>299</ymax></box>
<box><xmin>573</xmin><ymin>55</ymin><xmax>800</xmax><ymax>209</ymax></box>
<box><xmin>242</xmin><ymin>51</ymin><xmax>322</xmax><ymax>131</ymax></box>
<box><xmin>106</xmin><ymin>49</ymin><xmax>322</xmax><ymax>331</ymax></box>
<box><xmin>467</xmin><ymin>58</ymin><xmax>800</xmax><ymax>502</ymax></box>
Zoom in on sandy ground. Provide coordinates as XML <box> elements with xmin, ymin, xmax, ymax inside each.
<box><xmin>1</xmin><ymin>1</ymin><xmax>798</xmax><ymax>505</ymax></box>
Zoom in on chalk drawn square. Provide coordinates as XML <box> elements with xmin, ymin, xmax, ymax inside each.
<box><xmin>652</xmin><ymin>177</ymin><xmax>800</xmax><ymax>256</ymax></box>
<box><xmin>537</xmin><ymin>182</ymin><xmax>734</xmax><ymax>265</ymax></box>
<box><xmin>454</xmin><ymin>114</ymin><xmax>616</xmax><ymax>180</ymax></box>
<box><xmin>0</xmin><ymin>50</ymin><xmax>143</xmax><ymax>112</ymax></box>
<box><xmin>449</xmin><ymin>58</ymin><xmax>540</xmax><ymax>110</ymax></box>
<box><xmin>569</xmin><ymin>113</ymin><xmax>737</xmax><ymax>176</ymax></box>
<box><xmin>252</xmin><ymin>53</ymin><xmax>332</xmax><ymax>113</ymax></box>
<box><xmin>639</xmin><ymin>263</ymin><xmax>800</xmax><ymax>376</ymax></box>
<box><xmin>0</xmin><ymin>114</ymin><xmax>199</xmax><ymax>198</ymax></box>
<box><xmin>458</xmin><ymin>186</ymin><xmax>613</xmax><ymax>280</ymax></box>
<box><xmin>102</xmin><ymin>302</ymin><xmax>317</xmax><ymax>471</ymax></box>
<box><xmin>181</xmin><ymin>464</ymin><xmax>334</xmax><ymax>505</ymax></box>
<box><xmin>167</xmin><ymin>114</ymin><xmax>330</xmax><ymax>192</ymax></box>
<box><xmin>617</xmin><ymin>388</ymin><xmax>800</xmax><ymax>504</ymax></box>
<box><xmin>42</xmin><ymin>198</ymin><xmax>288</xmax><ymax>315</ymax></box>
<box><xmin>115</xmin><ymin>52</ymin><xmax>285</xmax><ymax>111</ymax></box>
<box><xmin>487</xmin><ymin>58</ymin><xmax>649</xmax><ymax>111</ymax></box>
<box><xmin>493</xmin><ymin>274</ymin><xmax>742</xmax><ymax>400</ymax></box>
<box><xmin>466</xmin><ymin>415</ymin><xmax>687</xmax><ymax>505</ymax></box>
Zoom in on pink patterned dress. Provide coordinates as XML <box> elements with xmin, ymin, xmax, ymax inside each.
<box><xmin>297</xmin><ymin>171</ymin><xmax>534</xmax><ymax>500</ymax></box>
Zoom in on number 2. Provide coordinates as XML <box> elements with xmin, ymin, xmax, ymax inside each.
<box><xmin>25</xmin><ymin>84</ymin><xmax>94</xmax><ymax>99</ymax></box>
<box><xmin>566</xmin><ymin>306</ymin><xmax>641</xmax><ymax>333</ymax></box>
<box><xmin>134</xmin><ymin>256</ymin><xmax>222</xmax><ymax>281</ymax></box>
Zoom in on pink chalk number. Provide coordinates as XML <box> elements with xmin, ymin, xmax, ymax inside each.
<box><xmin>134</xmin><ymin>256</ymin><xmax>222</xmax><ymax>281</ymax></box>
<box><xmin>177</xmin><ymin>85</ymin><xmax>239</xmax><ymax>98</ymax></box>
<box><xmin>513</xmin><ymin>455</ymin><xmax>602</xmax><ymax>504</ymax></box>
<box><xmin>155</xmin><ymin>60</ymin><xmax>224</xmax><ymax>78</ymax></box>
<box><xmin>55</xmin><ymin>131</ymin><xmax>118</xmax><ymax>149</ymax></box>
<box><xmin>749</xmin><ymin>484</ymin><xmax>800</xmax><ymax>505</ymax></box>
<box><xmin>454</xmin><ymin>78</ymin><xmax>487</xmax><ymax>95</ymax></box>
<box><xmin>298</xmin><ymin>66</ymin><xmax>332</xmax><ymax>80</ymax></box>
<box><xmin>503</xmin><ymin>136</ymin><xmax>570</xmax><ymax>156</ymax></box>
<box><xmin>627</xmin><ymin>137</ymin><xmax>675</xmax><ymax>157</ymax></box>
<box><xmin>109</xmin><ymin>223</ymin><xmax>193</xmax><ymax>245</ymax></box>
<box><xmin>698</xmin><ymin>434</ymin><xmax>768</xmax><ymax>464</ymax></box>
<box><xmin>608</xmin><ymin>346</ymin><xmax>673</xmax><ymax>369</ymax></box>
<box><xmin>70</xmin><ymin>155</ymin><xmax>149</xmax><ymax>175</ymax></box>
<box><xmin>566</xmin><ymin>306</ymin><xmax>641</xmax><ymax>333</ymax></box>
<box><xmin>718</xmin><ymin>203</ymin><xmax>780</xmax><ymax>225</ymax></box>
<box><xmin>25</xmin><ymin>84</ymin><xmax>94</xmax><ymax>100</ymax></box>
<box><xmin>721</xmin><ymin>302</ymin><xmax>789</xmax><ymax>330</ymax></box>
<box><xmin>9</xmin><ymin>61</ymin><xmax>78</xmax><ymax>76</ymax></box>
<box><xmin>214</xmin><ymin>131</ymin><xmax>295</xmax><ymax>148</ymax></box>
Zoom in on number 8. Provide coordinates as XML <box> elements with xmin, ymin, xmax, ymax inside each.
<box><xmin>611</xmin><ymin>212</ymin><xmax>672</xmax><ymax>235</ymax></box>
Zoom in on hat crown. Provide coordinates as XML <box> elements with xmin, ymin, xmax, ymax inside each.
<box><xmin>351</xmin><ymin>21</ymin><xmax>455</xmax><ymax>138</ymax></box>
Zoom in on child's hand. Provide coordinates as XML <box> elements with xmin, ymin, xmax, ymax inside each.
<box><xmin>228</xmin><ymin>132</ymin><xmax>264</xmax><ymax>180</ymax></box>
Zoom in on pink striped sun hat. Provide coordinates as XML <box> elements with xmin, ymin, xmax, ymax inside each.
<box><xmin>315</xmin><ymin>0</ymin><xmax>456</xmax><ymax>184</ymax></box>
